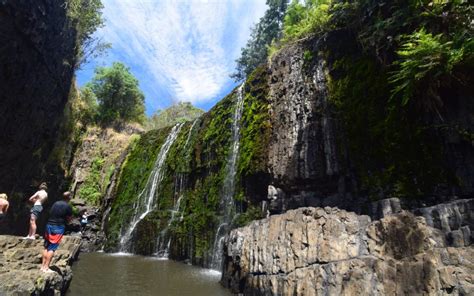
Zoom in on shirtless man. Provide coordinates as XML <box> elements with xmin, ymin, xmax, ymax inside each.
<box><xmin>25</xmin><ymin>182</ymin><xmax>48</xmax><ymax>239</ymax></box>
<box><xmin>0</xmin><ymin>194</ymin><xmax>9</xmax><ymax>222</ymax></box>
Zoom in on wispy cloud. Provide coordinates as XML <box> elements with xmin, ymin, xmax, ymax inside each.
<box><xmin>96</xmin><ymin>0</ymin><xmax>267</xmax><ymax>109</ymax></box>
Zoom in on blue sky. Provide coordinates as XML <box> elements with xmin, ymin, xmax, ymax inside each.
<box><xmin>76</xmin><ymin>0</ymin><xmax>268</xmax><ymax>115</ymax></box>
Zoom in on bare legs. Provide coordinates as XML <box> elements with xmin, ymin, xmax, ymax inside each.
<box><xmin>27</xmin><ymin>215</ymin><xmax>37</xmax><ymax>238</ymax></box>
<box><xmin>41</xmin><ymin>248</ymin><xmax>54</xmax><ymax>272</ymax></box>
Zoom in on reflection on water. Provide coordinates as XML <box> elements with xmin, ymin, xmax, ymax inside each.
<box><xmin>68</xmin><ymin>252</ymin><xmax>231</xmax><ymax>296</ymax></box>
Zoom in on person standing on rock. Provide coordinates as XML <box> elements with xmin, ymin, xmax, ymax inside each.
<box><xmin>0</xmin><ymin>194</ymin><xmax>9</xmax><ymax>222</ymax></box>
<box><xmin>41</xmin><ymin>191</ymin><xmax>73</xmax><ymax>273</ymax></box>
<box><xmin>25</xmin><ymin>182</ymin><xmax>48</xmax><ymax>239</ymax></box>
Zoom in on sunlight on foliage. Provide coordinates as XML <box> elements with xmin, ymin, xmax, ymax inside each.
<box><xmin>389</xmin><ymin>29</ymin><xmax>467</xmax><ymax>106</ymax></box>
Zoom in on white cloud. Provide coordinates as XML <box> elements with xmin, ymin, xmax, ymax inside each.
<box><xmin>98</xmin><ymin>0</ymin><xmax>267</xmax><ymax>105</ymax></box>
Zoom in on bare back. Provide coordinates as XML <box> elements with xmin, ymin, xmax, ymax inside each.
<box><xmin>0</xmin><ymin>199</ymin><xmax>9</xmax><ymax>213</ymax></box>
<box><xmin>30</xmin><ymin>189</ymin><xmax>48</xmax><ymax>206</ymax></box>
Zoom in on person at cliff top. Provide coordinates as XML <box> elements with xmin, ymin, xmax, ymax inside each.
<box><xmin>24</xmin><ymin>182</ymin><xmax>48</xmax><ymax>239</ymax></box>
<box><xmin>0</xmin><ymin>194</ymin><xmax>9</xmax><ymax>222</ymax></box>
<box><xmin>41</xmin><ymin>191</ymin><xmax>73</xmax><ymax>273</ymax></box>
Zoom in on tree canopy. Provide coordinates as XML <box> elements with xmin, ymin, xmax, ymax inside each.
<box><xmin>231</xmin><ymin>0</ymin><xmax>288</xmax><ymax>81</ymax></box>
<box><xmin>88</xmin><ymin>62</ymin><xmax>146</xmax><ymax>124</ymax></box>
<box><xmin>66</xmin><ymin>0</ymin><xmax>110</xmax><ymax>68</ymax></box>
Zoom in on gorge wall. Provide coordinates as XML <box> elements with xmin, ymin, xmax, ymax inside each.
<box><xmin>221</xmin><ymin>201</ymin><xmax>473</xmax><ymax>295</ymax></box>
<box><xmin>0</xmin><ymin>0</ymin><xmax>77</xmax><ymax>234</ymax></box>
<box><xmin>104</xmin><ymin>34</ymin><xmax>473</xmax><ymax>279</ymax></box>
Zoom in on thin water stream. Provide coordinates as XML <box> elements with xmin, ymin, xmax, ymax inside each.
<box><xmin>68</xmin><ymin>252</ymin><xmax>230</xmax><ymax>296</ymax></box>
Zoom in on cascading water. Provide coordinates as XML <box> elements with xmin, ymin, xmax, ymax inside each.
<box><xmin>155</xmin><ymin>173</ymin><xmax>186</xmax><ymax>257</ymax></box>
<box><xmin>119</xmin><ymin>123</ymin><xmax>184</xmax><ymax>252</ymax></box>
<box><xmin>211</xmin><ymin>84</ymin><xmax>245</xmax><ymax>270</ymax></box>
<box><xmin>155</xmin><ymin>121</ymin><xmax>196</xmax><ymax>257</ymax></box>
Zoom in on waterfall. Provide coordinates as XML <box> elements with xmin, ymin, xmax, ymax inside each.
<box><xmin>119</xmin><ymin>123</ymin><xmax>184</xmax><ymax>252</ymax></box>
<box><xmin>155</xmin><ymin>173</ymin><xmax>186</xmax><ymax>257</ymax></box>
<box><xmin>211</xmin><ymin>83</ymin><xmax>245</xmax><ymax>270</ymax></box>
<box><xmin>155</xmin><ymin>121</ymin><xmax>196</xmax><ymax>257</ymax></box>
<box><xmin>184</xmin><ymin>118</ymin><xmax>199</xmax><ymax>149</ymax></box>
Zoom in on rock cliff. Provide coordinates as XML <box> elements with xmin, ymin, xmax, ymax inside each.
<box><xmin>104</xmin><ymin>35</ymin><xmax>474</xmax><ymax>273</ymax></box>
<box><xmin>0</xmin><ymin>235</ymin><xmax>81</xmax><ymax>295</ymax></box>
<box><xmin>264</xmin><ymin>41</ymin><xmax>355</xmax><ymax>214</ymax></box>
<box><xmin>222</xmin><ymin>200</ymin><xmax>473</xmax><ymax>295</ymax></box>
<box><xmin>0</xmin><ymin>0</ymin><xmax>77</xmax><ymax>234</ymax></box>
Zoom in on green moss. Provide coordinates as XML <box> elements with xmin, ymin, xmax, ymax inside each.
<box><xmin>105</xmin><ymin>75</ymin><xmax>273</xmax><ymax>260</ymax></box>
<box><xmin>238</xmin><ymin>65</ymin><xmax>271</xmax><ymax>178</ymax></box>
<box><xmin>327</xmin><ymin>50</ymin><xmax>453</xmax><ymax>199</ymax></box>
<box><xmin>233</xmin><ymin>205</ymin><xmax>264</xmax><ymax>228</ymax></box>
<box><xmin>105</xmin><ymin>128</ymin><xmax>171</xmax><ymax>248</ymax></box>
<box><xmin>78</xmin><ymin>157</ymin><xmax>105</xmax><ymax>204</ymax></box>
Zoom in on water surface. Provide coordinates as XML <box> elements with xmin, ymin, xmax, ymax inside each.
<box><xmin>68</xmin><ymin>252</ymin><xmax>231</xmax><ymax>296</ymax></box>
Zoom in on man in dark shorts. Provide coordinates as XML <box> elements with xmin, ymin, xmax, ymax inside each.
<box><xmin>25</xmin><ymin>182</ymin><xmax>48</xmax><ymax>239</ymax></box>
<box><xmin>41</xmin><ymin>191</ymin><xmax>73</xmax><ymax>273</ymax></box>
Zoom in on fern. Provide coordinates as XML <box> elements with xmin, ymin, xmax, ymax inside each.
<box><xmin>389</xmin><ymin>29</ymin><xmax>466</xmax><ymax>106</ymax></box>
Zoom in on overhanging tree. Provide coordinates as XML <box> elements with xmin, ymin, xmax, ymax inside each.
<box><xmin>89</xmin><ymin>62</ymin><xmax>146</xmax><ymax>124</ymax></box>
<box><xmin>231</xmin><ymin>0</ymin><xmax>288</xmax><ymax>81</ymax></box>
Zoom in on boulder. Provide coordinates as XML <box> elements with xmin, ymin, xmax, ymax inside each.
<box><xmin>222</xmin><ymin>202</ymin><xmax>474</xmax><ymax>295</ymax></box>
<box><xmin>0</xmin><ymin>235</ymin><xmax>81</xmax><ymax>295</ymax></box>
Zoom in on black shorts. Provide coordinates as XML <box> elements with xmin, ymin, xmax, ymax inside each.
<box><xmin>31</xmin><ymin>205</ymin><xmax>43</xmax><ymax>219</ymax></box>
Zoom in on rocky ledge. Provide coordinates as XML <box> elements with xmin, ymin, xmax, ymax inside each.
<box><xmin>0</xmin><ymin>235</ymin><xmax>81</xmax><ymax>295</ymax></box>
<box><xmin>222</xmin><ymin>200</ymin><xmax>473</xmax><ymax>295</ymax></box>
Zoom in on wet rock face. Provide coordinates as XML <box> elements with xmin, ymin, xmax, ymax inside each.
<box><xmin>0</xmin><ymin>0</ymin><xmax>76</xmax><ymax>233</ymax></box>
<box><xmin>265</xmin><ymin>42</ymin><xmax>357</xmax><ymax>213</ymax></box>
<box><xmin>222</xmin><ymin>201</ymin><xmax>474</xmax><ymax>295</ymax></box>
<box><xmin>0</xmin><ymin>235</ymin><xmax>81</xmax><ymax>295</ymax></box>
<box><xmin>268</xmin><ymin>44</ymin><xmax>335</xmax><ymax>187</ymax></box>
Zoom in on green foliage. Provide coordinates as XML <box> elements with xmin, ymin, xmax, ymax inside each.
<box><xmin>232</xmin><ymin>0</ymin><xmax>288</xmax><ymax>80</ymax></box>
<box><xmin>233</xmin><ymin>205</ymin><xmax>264</xmax><ymax>228</ymax></box>
<box><xmin>390</xmin><ymin>29</ymin><xmax>471</xmax><ymax>107</ymax></box>
<box><xmin>327</xmin><ymin>48</ymin><xmax>453</xmax><ymax>198</ymax></box>
<box><xmin>106</xmin><ymin>89</ymin><xmax>259</xmax><ymax>261</ymax></box>
<box><xmin>78</xmin><ymin>157</ymin><xmax>105</xmax><ymax>204</ymax></box>
<box><xmin>264</xmin><ymin>0</ymin><xmax>472</xmax><ymax>198</ymax></box>
<box><xmin>145</xmin><ymin>102</ymin><xmax>204</xmax><ymax>131</ymax></box>
<box><xmin>284</xmin><ymin>0</ymin><xmax>332</xmax><ymax>40</ymax></box>
<box><xmin>78</xmin><ymin>85</ymin><xmax>98</xmax><ymax>124</ymax></box>
<box><xmin>105</xmin><ymin>129</ymin><xmax>170</xmax><ymax>248</ymax></box>
<box><xmin>66</xmin><ymin>0</ymin><xmax>110</xmax><ymax>68</ymax></box>
<box><xmin>89</xmin><ymin>62</ymin><xmax>146</xmax><ymax>124</ymax></box>
<box><xmin>238</xmin><ymin>66</ymin><xmax>271</xmax><ymax>178</ymax></box>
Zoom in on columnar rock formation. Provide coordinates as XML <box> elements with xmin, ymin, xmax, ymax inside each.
<box><xmin>0</xmin><ymin>235</ymin><xmax>81</xmax><ymax>295</ymax></box>
<box><xmin>0</xmin><ymin>0</ymin><xmax>77</xmax><ymax>234</ymax></box>
<box><xmin>222</xmin><ymin>200</ymin><xmax>473</xmax><ymax>295</ymax></box>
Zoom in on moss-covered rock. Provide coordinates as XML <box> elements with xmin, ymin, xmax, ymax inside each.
<box><xmin>105</xmin><ymin>128</ymin><xmax>171</xmax><ymax>249</ymax></box>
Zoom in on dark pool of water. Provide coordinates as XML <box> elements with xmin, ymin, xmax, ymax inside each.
<box><xmin>68</xmin><ymin>252</ymin><xmax>231</xmax><ymax>296</ymax></box>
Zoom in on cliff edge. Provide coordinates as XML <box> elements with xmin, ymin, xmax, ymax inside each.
<box><xmin>0</xmin><ymin>235</ymin><xmax>81</xmax><ymax>295</ymax></box>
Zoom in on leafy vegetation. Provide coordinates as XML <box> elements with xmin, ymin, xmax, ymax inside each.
<box><xmin>88</xmin><ymin>62</ymin><xmax>146</xmax><ymax>124</ymax></box>
<box><xmin>66</xmin><ymin>0</ymin><xmax>110</xmax><ymax>68</ymax></box>
<box><xmin>390</xmin><ymin>28</ymin><xmax>471</xmax><ymax>108</ymax></box>
<box><xmin>320</xmin><ymin>0</ymin><xmax>472</xmax><ymax>197</ymax></box>
<box><xmin>238</xmin><ymin>65</ymin><xmax>271</xmax><ymax>179</ymax></box>
<box><xmin>105</xmin><ymin>86</ymin><xmax>269</xmax><ymax>261</ymax></box>
<box><xmin>145</xmin><ymin>102</ymin><xmax>204</xmax><ymax>131</ymax></box>
<box><xmin>78</xmin><ymin>157</ymin><xmax>105</xmax><ymax>204</ymax></box>
<box><xmin>105</xmin><ymin>129</ymin><xmax>170</xmax><ymax>248</ymax></box>
<box><xmin>77</xmin><ymin>85</ymin><xmax>99</xmax><ymax>125</ymax></box>
<box><xmin>232</xmin><ymin>0</ymin><xmax>288</xmax><ymax>81</ymax></box>
<box><xmin>256</xmin><ymin>0</ymin><xmax>472</xmax><ymax>198</ymax></box>
<box><xmin>283</xmin><ymin>0</ymin><xmax>332</xmax><ymax>41</ymax></box>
